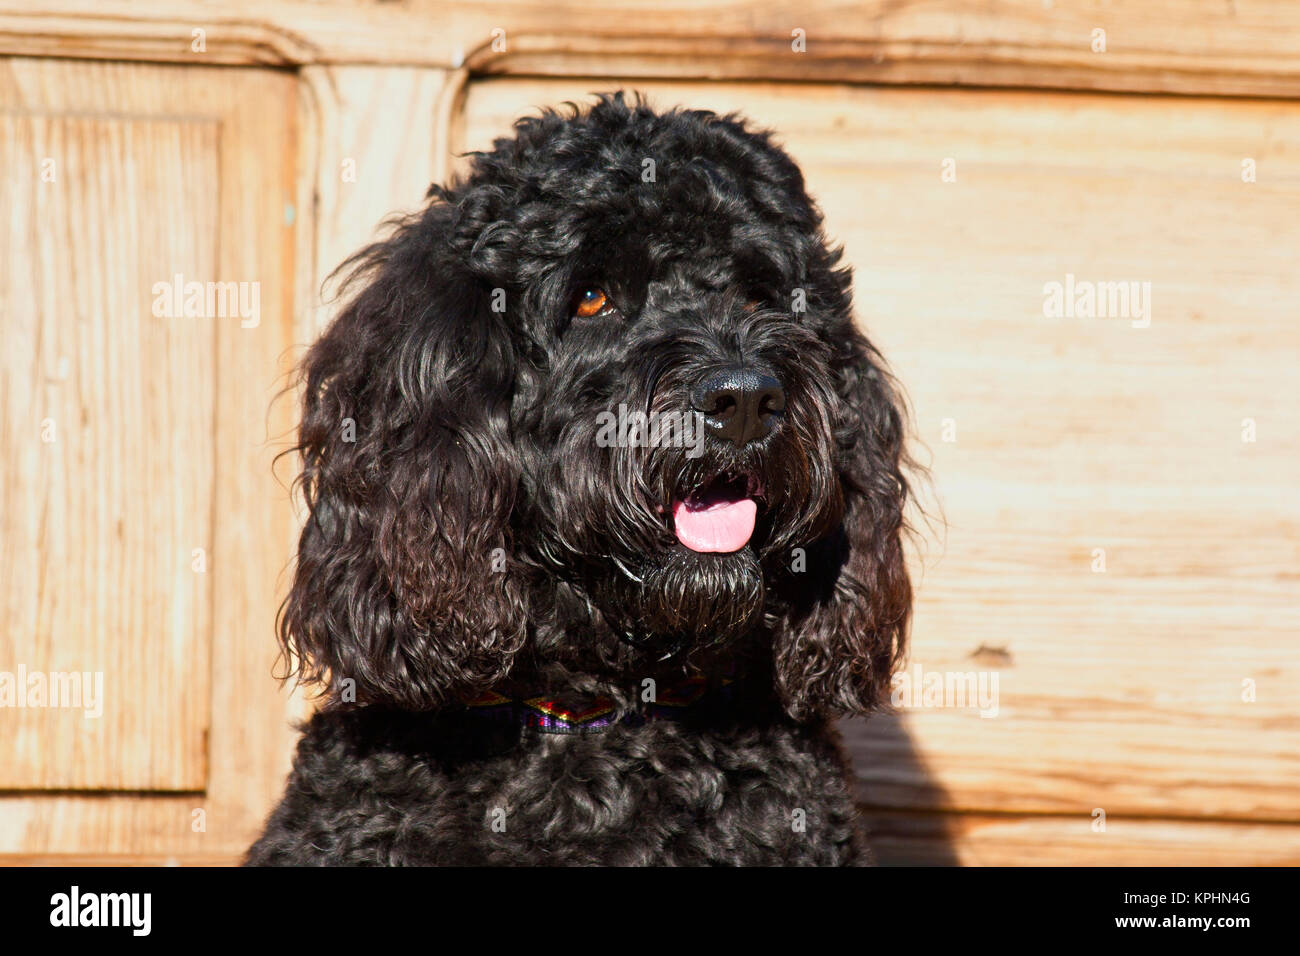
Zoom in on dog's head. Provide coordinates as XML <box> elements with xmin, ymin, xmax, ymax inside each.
<box><xmin>280</xmin><ymin>93</ymin><xmax>912</xmax><ymax>721</ymax></box>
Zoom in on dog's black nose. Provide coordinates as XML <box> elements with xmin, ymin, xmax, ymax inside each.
<box><xmin>690</xmin><ymin>367</ymin><xmax>786</xmax><ymax>448</ymax></box>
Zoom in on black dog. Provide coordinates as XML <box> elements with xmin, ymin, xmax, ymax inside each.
<box><xmin>247</xmin><ymin>92</ymin><xmax>913</xmax><ymax>865</ymax></box>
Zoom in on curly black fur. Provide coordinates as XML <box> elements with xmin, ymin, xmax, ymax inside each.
<box><xmin>248</xmin><ymin>92</ymin><xmax>913</xmax><ymax>866</ymax></box>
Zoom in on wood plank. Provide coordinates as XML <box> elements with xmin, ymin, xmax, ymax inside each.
<box><xmin>862</xmin><ymin>810</ymin><xmax>1300</xmax><ymax>866</ymax></box>
<box><xmin>0</xmin><ymin>58</ymin><xmax>303</xmax><ymax>853</ymax></box>
<box><xmin>0</xmin><ymin>795</ymin><xmax>221</xmax><ymax>856</ymax></box>
<box><xmin>1</xmin><ymin>2</ymin><xmax>1300</xmax><ymax>98</ymax></box>
<box><xmin>0</xmin><ymin>854</ymin><xmax>238</xmax><ymax>866</ymax></box>
<box><xmin>0</xmin><ymin>111</ymin><xmax>218</xmax><ymax>789</ymax></box>
<box><xmin>206</xmin><ymin>61</ymin><xmax>311</xmax><ymax>855</ymax></box>
<box><xmin>464</xmin><ymin>78</ymin><xmax>1300</xmax><ymax>822</ymax></box>
<box><xmin>297</xmin><ymin>66</ymin><xmax>451</xmax><ymax>337</ymax></box>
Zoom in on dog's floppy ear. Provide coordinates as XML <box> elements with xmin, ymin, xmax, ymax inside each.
<box><xmin>277</xmin><ymin>192</ymin><xmax>527</xmax><ymax>710</ymax></box>
<box><xmin>773</xmin><ymin>326</ymin><xmax>912</xmax><ymax>721</ymax></box>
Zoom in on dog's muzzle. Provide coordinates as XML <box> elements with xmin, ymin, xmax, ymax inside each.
<box><xmin>670</xmin><ymin>366</ymin><xmax>784</xmax><ymax>554</ymax></box>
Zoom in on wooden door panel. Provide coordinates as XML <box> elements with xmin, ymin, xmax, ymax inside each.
<box><xmin>0</xmin><ymin>57</ymin><xmax>301</xmax><ymax>857</ymax></box>
<box><xmin>0</xmin><ymin>113</ymin><xmax>217</xmax><ymax>789</ymax></box>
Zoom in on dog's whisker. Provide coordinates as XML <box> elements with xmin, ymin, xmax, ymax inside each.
<box><xmin>609</xmin><ymin>555</ymin><xmax>644</xmax><ymax>585</ymax></box>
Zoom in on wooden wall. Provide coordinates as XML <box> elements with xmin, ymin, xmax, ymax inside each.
<box><xmin>0</xmin><ymin>1</ymin><xmax>1297</xmax><ymax>864</ymax></box>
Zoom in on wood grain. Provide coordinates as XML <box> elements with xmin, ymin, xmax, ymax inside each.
<box><xmin>0</xmin><ymin>853</ymin><xmax>238</xmax><ymax>866</ymax></box>
<box><xmin>862</xmin><ymin>811</ymin><xmax>1300</xmax><ymax>866</ymax></box>
<box><xmin>1</xmin><ymin>2</ymin><xmax>1299</xmax><ymax>98</ymax></box>
<box><xmin>463</xmin><ymin>79</ymin><xmax>1300</xmax><ymax>834</ymax></box>
<box><xmin>0</xmin><ymin>58</ymin><xmax>302</xmax><ymax>854</ymax></box>
<box><xmin>0</xmin><ymin>111</ymin><xmax>217</xmax><ymax>789</ymax></box>
<box><xmin>297</xmin><ymin>65</ymin><xmax>451</xmax><ymax>338</ymax></box>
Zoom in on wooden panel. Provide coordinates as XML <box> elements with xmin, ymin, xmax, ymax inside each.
<box><xmin>0</xmin><ymin>113</ymin><xmax>217</xmax><ymax>789</ymax></box>
<box><xmin>1</xmin><ymin>2</ymin><xmax>1300</xmax><ymax>98</ymax></box>
<box><xmin>863</xmin><ymin>811</ymin><xmax>1300</xmax><ymax>866</ymax></box>
<box><xmin>297</xmin><ymin>66</ymin><xmax>450</xmax><ymax>337</ymax></box>
<box><xmin>462</xmin><ymin>80</ymin><xmax>1300</xmax><ymax>831</ymax></box>
<box><xmin>0</xmin><ymin>58</ymin><xmax>302</xmax><ymax>854</ymax></box>
<box><xmin>206</xmin><ymin>62</ymin><xmax>310</xmax><ymax>851</ymax></box>
<box><xmin>1</xmin><ymin>854</ymin><xmax>238</xmax><ymax>866</ymax></box>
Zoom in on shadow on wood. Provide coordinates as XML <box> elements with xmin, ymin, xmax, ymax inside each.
<box><xmin>840</xmin><ymin>715</ymin><xmax>960</xmax><ymax>866</ymax></box>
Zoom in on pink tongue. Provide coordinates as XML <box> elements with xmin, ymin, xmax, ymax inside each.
<box><xmin>672</xmin><ymin>497</ymin><xmax>757</xmax><ymax>553</ymax></box>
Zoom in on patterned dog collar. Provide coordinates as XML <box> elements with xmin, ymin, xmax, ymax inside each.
<box><xmin>460</xmin><ymin>672</ymin><xmax>733</xmax><ymax>735</ymax></box>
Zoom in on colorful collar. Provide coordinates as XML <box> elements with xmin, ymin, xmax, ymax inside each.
<box><xmin>460</xmin><ymin>672</ymin><xmax>734</xmax><ymax>735</ymax></box>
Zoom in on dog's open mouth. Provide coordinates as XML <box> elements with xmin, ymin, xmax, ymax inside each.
<box><xmin>671</xmin><ymin>469</ymin><xmax>763</xmax><ymax>553</ymax></box>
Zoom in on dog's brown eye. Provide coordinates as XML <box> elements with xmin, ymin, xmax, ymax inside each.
<box><xmin>573</xmin><ymin>288</ymin><xmax>610</xmax><ymax>318</ymax></box>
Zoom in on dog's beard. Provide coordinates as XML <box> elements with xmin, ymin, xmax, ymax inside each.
<box><xmin>602</xmin><ymin>547</ymin><xmax>765</xmax><ymax>654</ymax></box>
<box><xmin>537</xmin><ymin>441</ymin><xmax>811</xmax><ymax>655</ymax></box>
<box><xmin>531</xmin><ymin>372</ymin><xmax>841</xmax><ymax>655</ymax></box>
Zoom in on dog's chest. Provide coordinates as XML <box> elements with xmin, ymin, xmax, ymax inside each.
<box><xmin>335</xmin><ymin>719</ymin><xmax>862</xmax><ymax>865</ymax></box>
